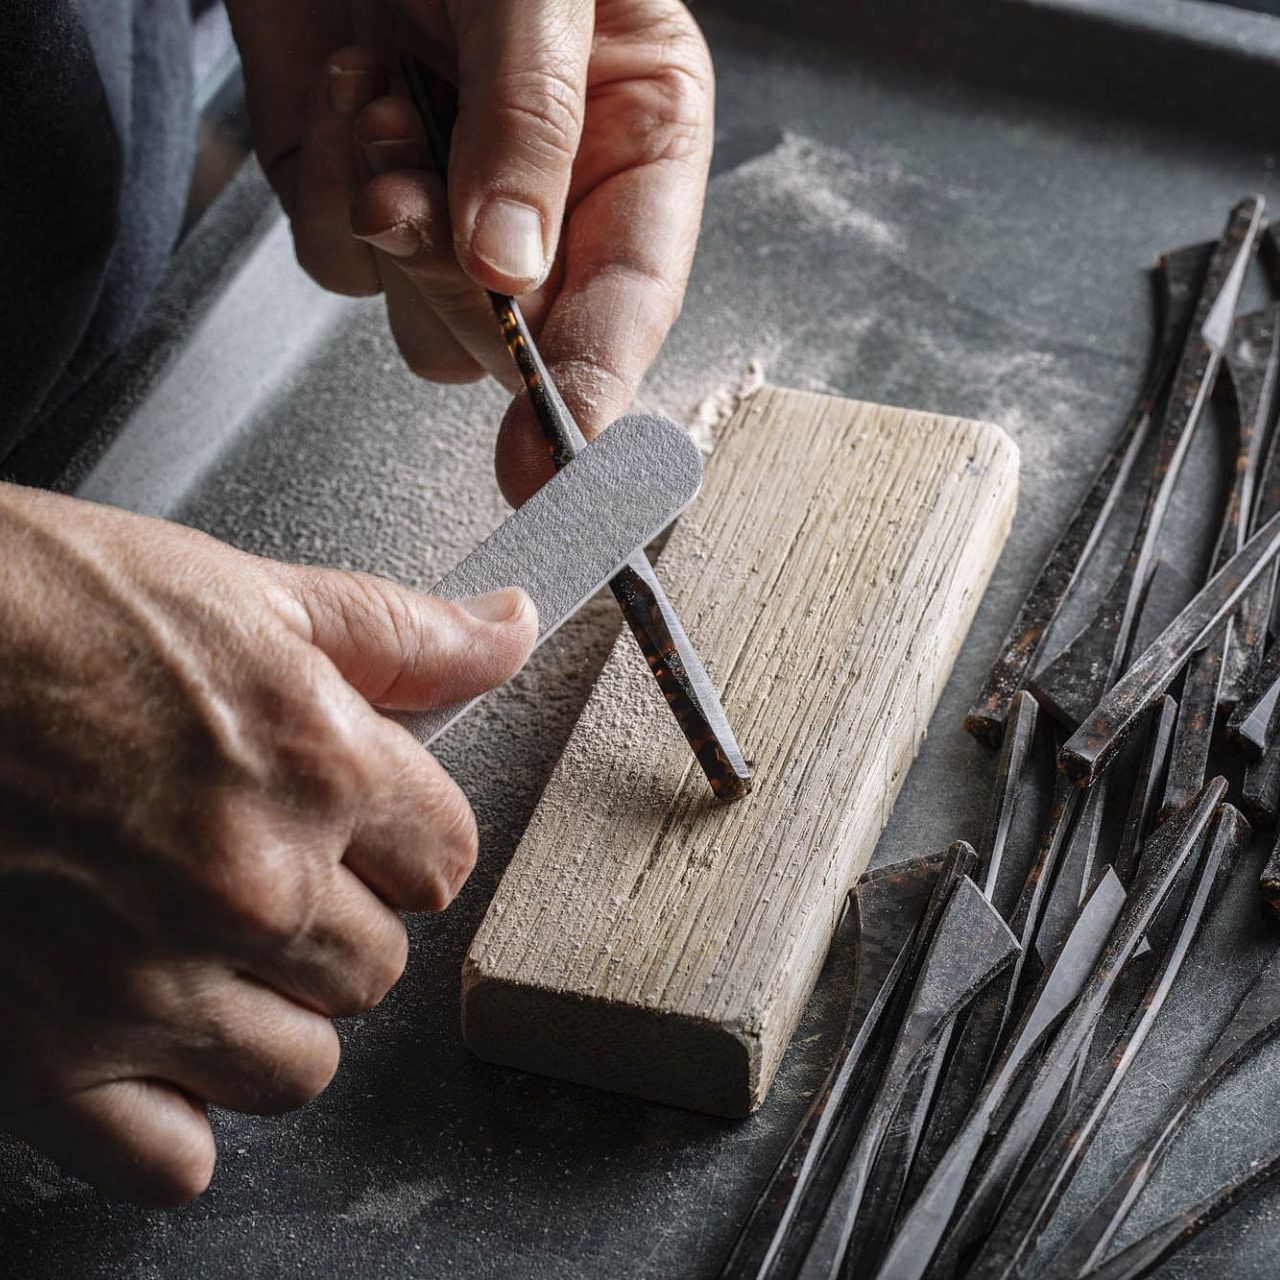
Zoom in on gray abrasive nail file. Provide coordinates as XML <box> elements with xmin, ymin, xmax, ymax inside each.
<box><xmin>393</xmin><ymin>412</ymin><xmax>704</xmax><ymax>746</ymax></box>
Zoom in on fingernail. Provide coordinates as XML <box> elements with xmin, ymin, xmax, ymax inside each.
<box><xmin>458</xmin><ymin>588</ymin><xmax>527</xmax><ymax>624</ymax></box>
<box><xmin>362</xmin><ymin>137</ymin><xmax>423</xmax><ymax>176</ymax></box>
<box><xmin>328</xmin><ymin>66</ymin><xmax>372</xmax><ymax>117</ymax></box>
<box><xmin>470</xmin><ymin>199</ymin><xmax>545</xmax><ymax>286</ymax></box>
<box><xmin>353</xmin><ymin>222</ymin><xmax>422</xmax><ymax>259</ymax></box>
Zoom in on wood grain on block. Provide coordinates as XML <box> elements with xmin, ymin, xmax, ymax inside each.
<box><xmin>463</xmin><ymin>386</ymin><xmax>1019</xmax><ymax>1117</ymax></box>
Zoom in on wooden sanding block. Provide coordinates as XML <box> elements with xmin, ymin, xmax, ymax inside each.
<box><xmin>464</xmin><ymin>386</ymin><xmax>1019</xmax><ymax>1117</ymax></box>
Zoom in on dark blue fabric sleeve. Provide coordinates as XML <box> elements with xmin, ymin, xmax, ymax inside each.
<box><xmin>0</xmin><ymin>0</ymin><xmax>194</xmax><ymax>460</ymax></box>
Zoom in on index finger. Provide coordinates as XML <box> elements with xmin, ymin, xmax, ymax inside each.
<box><xmin>492</xmin><ymin>3</ymin><xmax>715</xmax><ymax>506</ymax></box>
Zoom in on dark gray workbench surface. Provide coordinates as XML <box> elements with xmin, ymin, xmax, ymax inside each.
<box><xmin>6</xmin><ymin>1</ymin><xmax>1280</xmax><ymax>1274</ymax></box>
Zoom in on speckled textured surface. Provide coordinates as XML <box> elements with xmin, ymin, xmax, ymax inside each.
<box><xmin>7</xmin><ymin>1</ymin><xmax>1280</xmax><ymax>1275</ymax></box>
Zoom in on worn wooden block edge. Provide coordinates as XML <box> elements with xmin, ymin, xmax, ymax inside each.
<box><xmin>463</xmin><ymin>386</ymin><xmax>1020</xmax><ymax>1117</ymax></box>
<box><xmin>464</xmin><ymin>981</ymin><xmax>754</xmax><ymax>1114</ymax></box>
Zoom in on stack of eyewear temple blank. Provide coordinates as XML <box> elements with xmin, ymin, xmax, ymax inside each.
<box><xmin>720</xmin><ymin>195</ymin><xmax>1280</xmax><ymax>1280</ymax></box>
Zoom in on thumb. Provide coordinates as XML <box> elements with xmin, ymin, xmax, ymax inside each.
<box><xmin>278</xmin><ymin>566</ymin><xmax>538</xmax><ymax>710</ymax></box>
<box><xmin>444</xmin><ymin>0</ymin><xmax>594</xmax><ymax>293</ymax></box>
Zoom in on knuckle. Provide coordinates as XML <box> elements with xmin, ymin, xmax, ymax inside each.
<box><xmin>344</xmin><ymin>573</ymin><xmax>424</xmax><ymax>670</ymax></box>
<box><xmin>341</xmin><ymin>571</ymin><xmax>408</xmax><ymax>640</ymax></box>
<box><xmin>317</xmin><ymin>912</ymin><xmax>409</xmax><ymax>1015</ymax></box>
<box><xmin>491</xmin><ymin>66</ymin><xmax>584</xmax><ymax>168</ymax></box>
<box><xmin>631</xmin><ymin>66</ymin><xmax>711</xmax><ymax>169</ymax></box>
<box><xmin>611</xmin><ymin>13</ymin><xmax>713</xmax><ymax>171</ymax></box>
<box><xmin>410</xmin><ymin>870</ymin><xmax>456</xmax><ymax>915</ymax></box>
<box><xmin>389</xmin><ymin>765</ymin><xmax>479</xmax><ymax>912</ymax></box>
<box><xmin>204</xmin><ymin>835</ymin><xmax>319</xmax><ymax>946</ymax></box>
<box><xmin>420</xmin><ymin>783</ymin><xmax>479</xmax><ymax>909</ymax></box>
<box><xmin>269</xmin><ymin>1033</ymin><xmax>340</xmax><ymax>1112</ymax></box>
<box><xmin>259</xmin><ymin>654</ymin><xmax>372</xmax><ymax>808</ymax></box>
<box><xmin>120</xmin><ymin>1110</ymin><xmax>216</xmax><ymax>1207</ymax></box>
<box><xmin>143</xmin><ymin>1142</ymin><xmax>216</xmax><ymax>1207</ymax></box>
<box><xmin>180</xmin><ymin>993</ymin><xmax>333</xmax><ymax>1114</ymax></box>
<box><xmin>650</xmin><ymin>100</ymin><xmax>707</xmax><ymax>168</ymax></box>
<box><xmin>213</xmin><ymin>997</ymin><xmax>341</xmax><ymax>1114</ymax></box>
<box><xmin>353</xmin><ymin>926</ymin><xmax>410</xmax><ymax>1010</ymax></box>
<box><xmin>648</xmin><ymin>4</ymin><xmax>716</xmax><ymax>90</ymax></box>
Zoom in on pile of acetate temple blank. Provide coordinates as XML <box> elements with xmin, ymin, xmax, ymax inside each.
<box><xmin>720</xmin><ymin>196</ymin><xmax>1280</xmax><ymax>1280</ymax></box>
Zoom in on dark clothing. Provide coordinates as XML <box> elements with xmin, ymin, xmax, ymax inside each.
<box><xmin>0</xmin><ymin>0</ymin><xmax>194</xmax><ymax>459</ymax></box>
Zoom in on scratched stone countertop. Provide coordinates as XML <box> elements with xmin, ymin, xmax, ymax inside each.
<box><xmin>6</xmin><ymin>1</ymin><xmax>1280</xmax><ymax>1276</ymax></box>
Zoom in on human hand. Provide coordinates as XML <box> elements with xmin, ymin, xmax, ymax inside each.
<box><xmin>0</xmin><ymin>483</ymin><xmax>536</xmax><ymax>1204</ymax></box>
<box><xmin>225</xmin><ymin>0</ymin><xmax>714</xmax><ymax>503</ymax></box>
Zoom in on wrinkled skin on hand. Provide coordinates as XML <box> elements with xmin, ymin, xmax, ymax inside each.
<box><xmin>0</xmin><ymin>482</ymin><xmax>536</xmax><ymax>1205</ymax></box>
<box><xmin>226</xmin><ymin>0</ymin><xmax>715</xmax><ymax>503</ymax></box>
